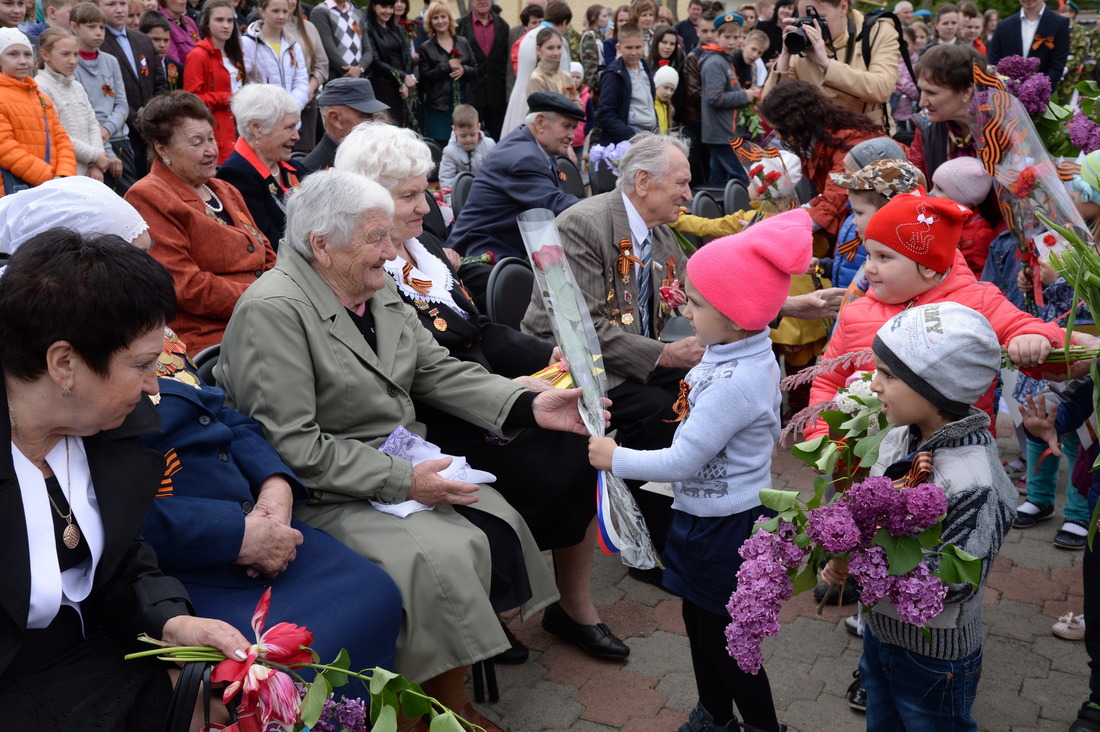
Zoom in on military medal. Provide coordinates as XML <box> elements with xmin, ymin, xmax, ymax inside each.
<box><xmin>622</xmin><ymin>311</ymin><xmax>635</xmax><ymax>326</ymax></box>
<box><xmin>413</xmin><ymin>298</ymin><xmax>428</xmax><ymax>310</ymax></box>
<box><xmin>428</xmin><ymin>308</ymin><xmax>447</xmax><ymax>331</ymax></box>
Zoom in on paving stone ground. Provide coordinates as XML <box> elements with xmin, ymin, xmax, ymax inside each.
<box><xmin>469</xmin><ymin>414</ymin><xmax>1091</xmax><ymax>731</ymax></box>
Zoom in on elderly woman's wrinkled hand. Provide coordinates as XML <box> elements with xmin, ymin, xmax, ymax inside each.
<box><xmin>253</xmin><ymin>475</ymin><xmax>295</xmax><ymax>526</ymax></box>
<box><xmin>237</xmin><ymin>513</ymin><xmax>302</xmax><ymax>579</ymax></box>
<box><xmin>409</xmin><ymin>457</ymin><xmax>481</xmax><ymax>506</ymax></box>
<box><xmin>532</xmin><ymin>387</ymin><xmax>610</xmax><ymax>436</ymax></box>
<box><xmin>161</xmin><ymin>615</ymin><xmax>251</xmax><ymax>661</ymax></box>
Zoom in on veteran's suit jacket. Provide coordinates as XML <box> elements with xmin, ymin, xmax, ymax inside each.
<box><xmin>447</xmin><ymin>125</ymin><xmax>581</xmax><ymax>260</ymax></box>
<box><xmin>520</xmin><ymin>191</ymin><xmax>685</xmax><ymax>390</ymax></box>
<box><xmin>0</xmin><ymin>387</ymin><xmax>190</xmax><ymax>678</ymax></box>
<box><xmin>987</xmin><ymin>10</ymin><xmax>1070</xmax><ymax>85</ymax></box>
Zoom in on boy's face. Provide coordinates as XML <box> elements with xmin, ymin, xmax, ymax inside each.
<box><xmin>147</xmin><ymin>26</ymin><xmax>171</xmax><ymax>55</ymax></box>
<box><xmin>0</xmin><ymin>0</ymin><xmax>26</xmax><ymax>27</ymax></box>
<box><xmin>698</xmin><ymin>24</ymin><xmax>717</xmax><ymax>45</ymax></box>
<box><xmin>454</xmin><ymin>124</ymin><xmax>480</xmax><ymax>151</ymax></box>
<box><xmin>717</xmin><ymin>24</ymin><xmax>743</xmax><ymax>54</ymax></box>
<box><xmin>618</xmin><ymin>35</ymin><xmax>645</xmax><ymax>68</ymax></box>
<box><xmin>848</xmin><ymin>192</ymin><xmax>880</xmax><ymax>239</ymax></box>
<box><xmin>655</xmin><ymin>82</ymin><xmax>675</xmax><ymax>102</ymax></box>
<box><xmin>97</xmin><ymin>0</ymin><xmax>129</xmax><ymax>29</ymax></box>
<box><xmin>72</xmin><ymin>21</ymin><xmax>107</xmax><ymax>50</ymax></box>
<box><xmin>48</xmin><ymin>2</ymin><xmax>73</xmax><ymax>26</ymax></box>
<box><xmin>870</xmin><ymin>357</ymin><xmax>945</xmax><ymax>432</ymax></box>
<box><xmin>741</xmin><ymin>38</ymin><xmax>767</xmax><ymax>63</ymax></box>
<box><xmin>862</xmin><ymin>238</ymin><xmax>940</xmax><ymax>304</ymax></box>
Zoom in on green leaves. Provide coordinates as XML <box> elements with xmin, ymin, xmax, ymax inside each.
<box><xmin>299</xmin><ymin>676</ymin><xmax>332</xmax><ymax>728</ymax></box>
<box><xmin>936</xmin><ymin>545</ymin><xmax>981</xmax><ymax>588</ymax></box>
<box><xmin>759</xmin><ymin>487</ymin><xmax>799</xmax><ymax>512</ymax></box>
<box><xmin>871</xmin><ymin>531</ymin><xmax>924</xmax><ymax>575</ymax></box>
<box><xmin>852</xmin><ymin>424</ymin><xmax>893</xmax><ymax>469</ymax></box>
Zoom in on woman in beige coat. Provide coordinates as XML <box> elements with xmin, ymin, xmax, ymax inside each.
<box><xmin>762</xmin><ymin>0</ymin><xmax>899</xmax><ymax>133</ymax></box>
<box><xmin>217</xmin><ymin>170</ymin><xmax>597</xmax><ymax>732</ymax></box>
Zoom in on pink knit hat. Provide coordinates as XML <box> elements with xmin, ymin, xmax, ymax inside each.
<box><xmin>686</xmin><ymin>208</ymin><xmax>813</xmax><ymax>329</ymax></box>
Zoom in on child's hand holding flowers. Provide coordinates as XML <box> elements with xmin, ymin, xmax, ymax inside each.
<box><xmin>588</xmin><ymin>436</ymin><xmax>618</xmax><ymax>471</ymax></box>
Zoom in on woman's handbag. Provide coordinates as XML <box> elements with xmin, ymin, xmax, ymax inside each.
<box><xmin>163</xmin><ymin>661</ymin><xmax>233</xmax><ymax>732</ymax></box>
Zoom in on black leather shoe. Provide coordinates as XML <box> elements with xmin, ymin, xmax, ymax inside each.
<box><xmin>541</xmin><ymin>602</ymin><xmax>630</xmax><ymax>660</ymax></box>
<box><xmin>846</xmin><ymin>670</ymin><xmax>867</xmax><ymax>712</ymax></box>
<box><xmin>492</xmin><ymin>621</ymin><xmax>528</xmax><ymax>665</ymax></box>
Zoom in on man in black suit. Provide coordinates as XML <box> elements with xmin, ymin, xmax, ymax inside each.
<box><xmin>96</xmin><ymin>0</ymin><xmax>168</xmax><ymax>189</ymax></box>
<box><xmin>987</xmin><ymin>0</ymin><xmax>1070</xmax><ymax>85</ymax></box>
<box><xmin>457</xmin><ymin>0</ymin><xmax>511</xmax><ymax>140</ymax></box>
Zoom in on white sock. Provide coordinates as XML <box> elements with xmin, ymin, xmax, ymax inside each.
<box><xmin>1017</xmin><ymin>501</ymin><xmax>1046</xmax><ymax>515</ymax></box>
<box><xmin>1061</xmin><ymin>521</ymin><xmax>1089</xmax><ymax>537</ymax></box>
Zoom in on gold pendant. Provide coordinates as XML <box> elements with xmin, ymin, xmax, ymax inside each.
<box><xmin>63</xmin><ymin>522</ymin><xmax>80</xmax><ymax>549</ymax></box>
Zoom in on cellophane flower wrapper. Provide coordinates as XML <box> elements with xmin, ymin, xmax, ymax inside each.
<box><xmin>970</xmin><ymin>63</ymin><xmax>1093</xmax><ymax>305</ymax></box>
<box><xmin>518</xmin><ymin>208</ymin><xmax>661</xmax><ymax>569</ymax></box>
<box><xmin>730</xmin><ymin>138</ymin><xmax>801</xmax><ymax>217</ymax></box>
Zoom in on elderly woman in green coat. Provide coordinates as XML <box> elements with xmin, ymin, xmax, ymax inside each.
<box><xmin>217</xmin><ymin>169</ymin><xmax>601</xmax><ymax>732</ymax></box>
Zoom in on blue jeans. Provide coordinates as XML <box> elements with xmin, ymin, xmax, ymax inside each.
<box><xmin>707</xmin><ymin>143</ymin><xmax>748</xmax><ymax>185</ymax></box>
<box><xmin>860</xmin><ymin>627</ymin><xmax>982</xmax><ymax>732</ymax></box>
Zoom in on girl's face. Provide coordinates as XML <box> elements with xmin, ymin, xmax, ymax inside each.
<box><xmin>776</xmin><ymin>3</ymin><xmax>793</xmax><ymax>21</ymax></box>
<box><xmin>286</xmin><ymin>0</ymin><xmax>297</xmax><ymax>14</ymax></box>
<box><xmin>43</xmin><ymin>35</ymin><xmax>80</xmax><ymax>76</ymax></box>
<box><xmin>260</xmin><ymin>0</ymin><xmax>289</xmax><ymax>29</ymax></box>
<box><xmin>164</xmin><ymin>0</ymin><xmax>187</xmax><ymax>16</ymax></box>
<box><xmin>0</xmin><ymin>43</ymin><xmax>33</xmax><ymax>79</ymax></box>
<box><xmin>141</xmin><ymin>0</ymin><xmax>157</xmax><ymax>10</ymax></box>
<box><xmin>538</xmin><ymin>34</ymin><xmax>563</xmax><ymax>64</ymax></box>
<box><xmin>741</xmin><ymin>9</ymin><xmax>756</xmax><ymax>27</ymax></box>
<box><xmin>126</xmin><ymin>7</ymin><xmax>142</xmax><ymax>30</ymax></box>
<box><xmin>637</xmin><ymin>10</ymin><xmax>654</xmax><ymax>29</ymax></box>
<box><xmin>598</xmin><ymin>7</ymin><xmax>610</xmax><ymax>28</ymax></box>
<box><xmin>935</xmin><ymin>11</ymin><xmax>958</xmax><ymax>41</ymax></box>
<box><xmin>571</xmin><ymin>69</ymin><xmax>582</xmax><ymax>86</ymax></box>
<box><xmin>374</xmin><ymin>3</ymin><xmax>394</xmax><ymax>23</ymax></box>
<box><xmin>430</xmin><ymin>10</ymin><xmax>450</xmax><ymax>35</ymax></box>
<box><xmin>657</xmin><ymin>31</ymin><xmax>677</xmax><ymax>59</ymax></box>
<box><xmin>913</xmin><ymin>26</ymin><xmax>927</xmax><ymax>46</ymax></box>
<box><xmin>207</xmin><ymin>6</ymin><xmax>237</xmax><ymax>42</ymax></box>
<box><xmin>393</xmin><ymin>0</ymin><xmax>405</xmax><ymax>16</ymax></box>
<box><xmin>616</xmin><ymin>9</ymin><xmax>629</xmax><ymax>28</ymax></box>
<box><xmin>0</xmin><ymin>0</ymin><xmax>26</xmax><ymax>27</ymax></box>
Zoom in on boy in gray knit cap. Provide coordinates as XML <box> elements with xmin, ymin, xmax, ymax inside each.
<box><xmin>823</xmin><ymin>301</ymin><xmax>1016</xmax><ymax>730</ymax></box>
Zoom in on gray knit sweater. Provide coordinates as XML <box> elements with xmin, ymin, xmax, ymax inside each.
<box><xmin>866</xmin><ymin>410</ymin><xmax>1016</xmax><ymax>660</ymax></box>
<box><xmin>75</xmin><ymin>51</ymin><xmax>128</xmax><ymax>141</ymax></box>
<box><xmin>610</xmin><ymin>331</ymin><xmax>780</xmax><ymax>517</ymax></box>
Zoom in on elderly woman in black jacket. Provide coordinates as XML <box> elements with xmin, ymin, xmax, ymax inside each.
<box><xmin>366</xmin><ymin>0</ymin><xmax>416</xmax><ymax>127</ymax></box>
<box><xmin>418</xmin><ymin>1</ymin><xmax>476</xmax><ymax>145</ymax></box>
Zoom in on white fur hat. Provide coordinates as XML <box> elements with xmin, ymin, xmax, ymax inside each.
<box><xmin>653</xmin><ymin>65</ymin><xmax>679</xmax><ymax>89</ymax></box>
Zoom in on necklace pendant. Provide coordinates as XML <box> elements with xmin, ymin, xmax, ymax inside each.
<box><xmin>63</xmin><ymin>522</ymin><xmax>80</xmax><ymax>550</ymax></box>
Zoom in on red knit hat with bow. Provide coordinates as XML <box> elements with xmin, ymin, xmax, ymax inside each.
<box><xmin>687</xmin><ymin>208</ymin><xmax>812</xmax><ymax>330</ymax></box>
<box><xmin>863</xmin><ymin>193</ymin><xmax>972</xmax><ymax>273</ymax></box>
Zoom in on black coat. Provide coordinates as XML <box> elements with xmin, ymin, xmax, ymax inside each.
<box><xmin>367</xmin><ymin>19</ymin><xmax>413</xmax><ymax>117</ymax></box>
<box><xmin>987</xmin><ymin>10</ymin><xmax>1070</xmax><ymax>85</ymax></box>
<box><xmin>418</xmin><ymin>35</ymin><xmax>477</xmax><ymax>112</ymax></box>
<box><xmin>0</xmin><ymin>387</ymin><xmax>190</xmax><ymax>679</ymax></box>
<box><xmin>394</xmin><ymin>233</ymin><xmax>553</xmax><ymax>376</ymax></box>
<box><xmin>455</xmin><ymin>11</ymin><xmax>510</xmax><ymax>111</ymax></box>
<box><xmin>302</xmin><ymin>132</ymin><xmax>338</xmax><ymax>172</ymax></box>
<box><xmin>216</xmin><ymin>153</ymin><xmax>309</xmax><ymax>249</ymax></box>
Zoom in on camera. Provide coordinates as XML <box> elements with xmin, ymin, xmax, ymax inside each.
<box><xmin>784</xmin><ymin>6</ymin><xmax>831</xmax><ymax>55</ymax></box>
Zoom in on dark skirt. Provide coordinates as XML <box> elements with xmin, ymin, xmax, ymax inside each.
<box><xmin>2</xmin><ymin>623</ymin><xmax>173</xmax><ymax>731</ymax></box>
<box><xmin>663</xmin><ymin>505</ymin><xmax>777</xmax><ymax>617</ymax></box>
<box><xmin>422</xmin><ymin>406</ymin><xmax>597</xmax><ymax>550</ymax></box>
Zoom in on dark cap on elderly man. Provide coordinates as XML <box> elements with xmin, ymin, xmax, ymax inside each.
<box><xmin>317</xmin><ymin>78</ymin><xmax>390</xmax><ymax>114</ymax></box>
<box><xmin>527</xmin><ymin>92</ymin><xmax>586</xmax><ymax>121</ymax></box>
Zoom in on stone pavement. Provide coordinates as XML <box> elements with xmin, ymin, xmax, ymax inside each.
<box><xmin>475</xmin><ymin>414</ymin><xmax>1092</xmax><ymax>732</ymax></box>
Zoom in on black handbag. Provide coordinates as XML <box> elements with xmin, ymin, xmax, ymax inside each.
<box><xmin>163</xmin><ymin>661</ymin><xmax>221</xmax><ymax>732</ymax></box>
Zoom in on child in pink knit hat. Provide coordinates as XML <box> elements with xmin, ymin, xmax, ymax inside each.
<box><xmin>589</xmin><ymin>209</ymin><xmax>812</xmax><ymax>732</ymax></box>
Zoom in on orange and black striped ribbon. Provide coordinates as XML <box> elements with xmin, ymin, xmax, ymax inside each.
<box><xmin>665</xmin><ymin>381</ymin><xmax>691</xmax><ymax>423</ymax></box>
<box><xmin>618</xmin><ymin>238</ymin><xmax>643</xmax><ymax>277</ymax></box>
<box><xmin>892</xmin><ymin>450</ymin><xmax>933</xmax><ymax>489</ymax></box>
<box><xmin>837</xmin><ymin>235</ymin><xmax>862</xmax><ymax>261</ymax></box>
<box><xmin>1058</xmin><ymin>162</ymin><xmax>1082</xmax><ymax>181</ymax></box>
<box><xmin>1032</xmin><ymin>35</ymin><xmax>1055</xmax><ymax>51</ymax></box>
<box><xmin>158</xmin><ymin>448</ymin><xmax>182</xmax><ymax>497</ymax></box>
<box><xmin>402</xmin><ymin>262</ymin><xmax>432</xmax><ymax>294</ymax></box>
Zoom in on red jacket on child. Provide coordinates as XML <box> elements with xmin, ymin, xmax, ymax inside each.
<box><xmin>958</xmin><ymin>211</ymin><xmax>1001</xmax><ymax>277</ymax></box>
<box><xmin>184</xmin><ymin>38</ymin><xmax>239</xmax><ymax>164</ymax></box>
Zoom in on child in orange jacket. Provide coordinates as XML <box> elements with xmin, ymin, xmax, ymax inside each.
<box><xmin>0</xmin><ymin>28</ymin><xmax>76</xmax><ymax>195</ymax></box>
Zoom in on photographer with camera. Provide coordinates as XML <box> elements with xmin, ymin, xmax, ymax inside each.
<box><xmin>762</xmin><ymin>0</ymin><xmax>899</xmax><ymax>133</ymax></box>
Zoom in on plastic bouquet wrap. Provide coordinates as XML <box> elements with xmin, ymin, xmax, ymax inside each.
<box><xmin>729</xmin><ymin>138</ymin><xmax>802</xmax><ymax>219</ymax></box>
<box><xmin>517</xmin><ymin>208</ymin><xmax>661</xmax><ymax>569</ymax></box>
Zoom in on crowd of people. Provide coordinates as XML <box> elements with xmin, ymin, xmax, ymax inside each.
<box><xmin>5</xmin><ymin>0</ymin><xmax>1100</xmax><ymax>730</ymax></box>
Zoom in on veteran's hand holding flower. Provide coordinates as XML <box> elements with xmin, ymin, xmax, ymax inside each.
<box><xmin>532</xmin><ymin>387</ymin><xmax>609</xmax><ymax>435</ymax></box>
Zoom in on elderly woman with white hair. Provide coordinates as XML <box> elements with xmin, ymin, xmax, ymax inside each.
<box><xmin>126</xmin><ymin>91</ymin><xmax>275</xmax><ymax>353</ymax></box>
<box><xmin>334</xmin><ymin>122</ymin><xmax>630</xmax><ymax>663</ymax></box>
<box><xmin>216</xmin><ymin>169</ymin><xmax>601</xmax><ymax>731</ymax></box>
<box><xmin>216</xmin><ymin>84</ymin><xmax>308</xmax><ymax>248</ymax></box>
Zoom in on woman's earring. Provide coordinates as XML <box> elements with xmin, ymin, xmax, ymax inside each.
<box><xmin>61</xmin><ymin>385</ymin><xmax>71</xmax><ymax>398</ymax></box>
<box><xmin>163</xmin><ymin>156</ymin><xmax>171</xmax><ymax>166</ymax></box>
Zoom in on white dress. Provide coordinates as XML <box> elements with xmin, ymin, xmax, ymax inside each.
<box><xmin>500</xmin><ymin>25</ymin><xmax>572</xmax><ymax>137</ymax></box>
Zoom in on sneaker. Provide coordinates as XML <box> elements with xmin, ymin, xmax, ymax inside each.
<box><xmin>1013</xmin><ymin>502</ymin><xmax>1055</xmax><ymax>529</ymax></box>
<box><xmin>844</xmin><ymin>613</ymin><xmax>862</xmax><ymax>637</ymax></box>
<box><xmin>677</xmin><ymin>703</ymin><xmax>739</xmax><ymax>732</ymax></box>
<box><xmin>1070</xmin><ymin>701</ymin><xmax>1100</xmax><ymax>732</ymax></box>
<box><xmin>1054</xmin><ymin>520</ymin><xmax>1091</xmax><ymax>550</ymax></box>
<box><xmin>1053</xmin><ymin>612</ymin><xmax>1086</xmax><ymax>640</ymax></box>
<box><xmin>846</xmin><ymin>669</ymin><xmax>867</xmax><ymax>712</ymax></box>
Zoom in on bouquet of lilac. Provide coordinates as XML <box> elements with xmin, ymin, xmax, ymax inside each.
<box><xmin>724</xmin><ymin>474</ymin><xmax>982</xmax><ymax>674</ymax></box>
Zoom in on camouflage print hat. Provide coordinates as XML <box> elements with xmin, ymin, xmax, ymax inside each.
<box><xmin>829</xmin><ymin>159</ymin><xmax>927</xmax><ymax>199</ymax></box>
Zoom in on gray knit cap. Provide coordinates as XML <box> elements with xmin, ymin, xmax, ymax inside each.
<box><xmin>872</xmin><ymin>303</ymin><xmax>1001</xmax><ymax>416</ymax></box>
<box><xmin>847</xmin><ymin>137</ymin><xmax>907</xmax><ymax>170</ymax></box>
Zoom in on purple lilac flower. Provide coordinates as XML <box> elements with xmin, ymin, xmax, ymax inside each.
<box><xmin>996</xmin><ymin>54</ymin><xmax>1040</xmax><ymax>81</ymax></box>
<box><xmin>887</xmin><ymin>482</ymin><xmax>948</xmax><ymax>535</ymax></box>
<box><xmin>844</xmin><ymin>476</ymin><xmax>900</xmax><ymax>536</ymax></box>
<box><xmin>806</xmin><ymin>503</ymin><xmax>863</xmax><ymax>553</ymax></box>
<box><xmin>848</xmin><ymin>545</ymin><xmax>893</xmax><ymax>605</ymax></box>
<box><xmin>334</xmin><ymin>697</ymin><xmax>368</xmax><ymax>731</ymax></box>
<box><xmin>889</xmin><ymin>562</ymin><xmax>948</xmax><ymax>626</ymax></box>
<box><xmin>1069</xmin><ymin>111</ymin><xmax>1100</xmax><ymax>154</ymax></box>
<box><xmin>1015</xmin><ymin>73</ymin><xmax>1052</xmax><ymax>116</ymax></box>
<box><xmin>739</xmin><ymin>520</ymin><xmax>805</xmax><ymax>567</ymax></box>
